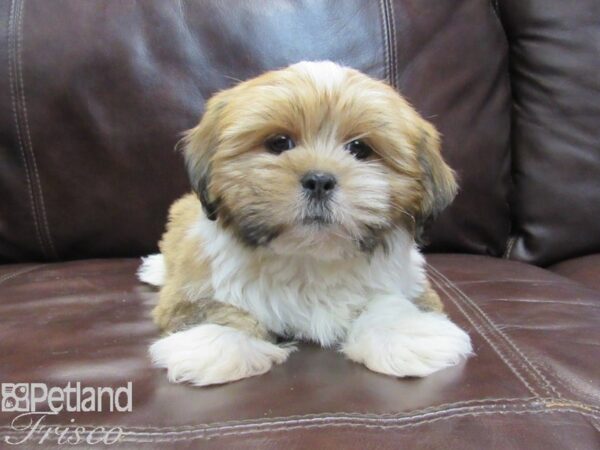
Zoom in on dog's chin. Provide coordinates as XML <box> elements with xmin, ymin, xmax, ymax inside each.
<box><xmin>266</xmin><ymin>223</ymin><xmax>358</xmax><ymax>260</ymax></box>
<box><xmin>301</xmin><ymin>215</ymin><xmax>333</xmax><ymax>227</ymax></box>
<box><xmin>230</xmin><ymin>202</ymin><xmax>391</xmax><ymax>259</ymax></box>
<box><xmin>263</xmin><ymin>210</ymin><xmax>391</xmax><ymax>261</ymax></box>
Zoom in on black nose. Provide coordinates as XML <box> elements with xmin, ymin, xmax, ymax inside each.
<box><xmin>301</xmin><ymin>171</ymin><xmax>337</xmax><ymax>199</ymax></box>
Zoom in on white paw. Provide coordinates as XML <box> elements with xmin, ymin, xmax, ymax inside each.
<box><xmin>149</xmin><ymin>324</ymin><xmax>295</xmax><ymax>386</ymax></box>
<box><xmin>342</xmin><ymin>312</ymin><xmax>472</xmax><ymax>377</ymax></box>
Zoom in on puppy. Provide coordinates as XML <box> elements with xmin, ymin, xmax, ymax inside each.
<box><xmin>138</xmin><ymin>61</ymin><xmax>472</xmax><ymax>386</ymax></box>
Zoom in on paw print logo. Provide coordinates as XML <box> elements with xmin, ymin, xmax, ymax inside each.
<box><xmin>1</xmin><ymin>384</ymin><xmax>30</xmax><ymax>412</ymax></box>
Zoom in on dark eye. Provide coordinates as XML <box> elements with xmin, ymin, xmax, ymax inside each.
<box><xmin>265</xmin><ymin>135</ymin><xmax>295</xmax><ymax>154</ymax></box>
<box><xmin>345</xmin><ymin>140</ymin><xmax>373</xmax><ymax>160</ymax></box>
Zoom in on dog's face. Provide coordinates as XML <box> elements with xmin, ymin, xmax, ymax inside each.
<box><xmin>184</xmin><ymin>61</ymin><xmax>456</xmax><ymax>259</ymax></box>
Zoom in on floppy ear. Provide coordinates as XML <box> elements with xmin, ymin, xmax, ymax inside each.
<box><xmin>413</xmin><ymin>117</ymin><xmax>458</xmax><ymax>238</ymax></box>
<box><xmin>182</xmin><ymin>95</ymin><xmax>228</xmax><ymax>221</ymax></box>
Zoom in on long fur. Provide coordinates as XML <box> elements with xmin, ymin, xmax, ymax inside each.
<box><xmin>137</xmin><ymin>254</ymin><xmax>165</xmax><ymax>286</ymax></box>
<box><xmin>141</xmin><ymin>61</ymin><xmax>471</xmax><ymax>386</ymax></box>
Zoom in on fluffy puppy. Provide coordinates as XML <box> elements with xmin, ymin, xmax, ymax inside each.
<box><xmin>138</xmin><ymin>61</ymin><xmax>472</xmax><ymax>386</ymax></box>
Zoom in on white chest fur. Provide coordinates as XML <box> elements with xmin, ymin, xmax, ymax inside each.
<box><xmin>192</xmin><ymin>217</ymin><xmax>428</xmax><ymax>347</ymax></box>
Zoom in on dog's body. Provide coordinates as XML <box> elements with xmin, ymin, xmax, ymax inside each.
<box><xmin>139</xmin><ymin>61</ymin><xmax>472</xmax><ymax>386</ymax></box>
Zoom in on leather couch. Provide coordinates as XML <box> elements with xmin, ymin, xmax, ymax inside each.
<box><xmin>1</xmin><ymin>0</ymin><xmax>599</xmax><ymax>448</ymax></box>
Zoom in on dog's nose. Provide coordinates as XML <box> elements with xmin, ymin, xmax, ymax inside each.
<box><xmin>301</xmin><ymin>171</ymin><xmax>337</xmax><ymax>198</ymax></box>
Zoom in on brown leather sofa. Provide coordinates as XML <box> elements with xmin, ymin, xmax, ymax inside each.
<box><xmin>1</xmin><ymin>0</ymin><xmax>599</xmax><ymax>448</ymax></box>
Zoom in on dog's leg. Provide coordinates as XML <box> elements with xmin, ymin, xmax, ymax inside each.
<box><xmin>150</xmin><ymin>288</ymin><xmax>294</xmax><ymax>386</ymax></box>
<box><xmin>341</xmin><ymin>294</ymin><xmax>472</xmax><ymax>377</ymax></box>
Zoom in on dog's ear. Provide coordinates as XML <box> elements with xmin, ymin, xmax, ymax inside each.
<box><xmin>412</xmin><ymin>117</ymin><xmax>458</xmax><ymax>239</ymax></box>
<box><xmin>182</xmin><ymin>95</ymin><xmax>228</xmax><ymax>221</ymax></box>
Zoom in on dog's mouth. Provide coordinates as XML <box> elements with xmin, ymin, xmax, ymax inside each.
<box><xmin>301</xmin><ymin>202</ymin><xmax>334</xmax><ymax>226</ymax></box>
<box><xmin>302</xmin><ymin>214</ymin><xmax>333</xmax><ymax>226</ymax></box>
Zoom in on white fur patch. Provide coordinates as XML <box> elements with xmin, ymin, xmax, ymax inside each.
<box><xmin>291</xmin><ymin>60</ymin><xmax>348</xmax><ymax>93</ymax></box>
<box><xmin>137</xmin><ymin>254</ymin><xmax>165</xmax><ymax>287</ymax></box>
<box><xmin>190</xmin><ymin>215</ymin><xmax>428</xmax><ymax>347</ymax></box>
<box><xmin>149</xmin><ymin>324</ymin><xmax>295</xmax><ymax>386</ymax></box>
<box><xmin>342</xmin><ymin>295</ymin><xmax>473</xmax><ymax>377</ymax></box>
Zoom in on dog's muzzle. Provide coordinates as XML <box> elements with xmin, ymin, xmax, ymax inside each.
<box><xmin>301</xmin><ymin>171</ymin><xmax>337</xmax><ymax>224</ymax></box>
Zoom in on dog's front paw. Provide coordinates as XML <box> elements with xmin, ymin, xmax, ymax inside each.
<box><xmin>342</xmin><ymin>312</ymin><xmax>472</xmax><ymax>377</ymax></box>
<box><xmin>150</xmin><ymin>324</ymin><xmax>295</xmax><ymax>386</ymax></box>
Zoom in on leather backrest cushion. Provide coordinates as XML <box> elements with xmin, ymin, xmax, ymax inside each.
<box><xmin>0</xmin><ymin>0</ymin><xmax>510</xmax><ymax>262</ymax></box>
<box><xmin>499</xmin><ymin>0</ymin><xmax>600</xmax><ymax>265</ymax></box>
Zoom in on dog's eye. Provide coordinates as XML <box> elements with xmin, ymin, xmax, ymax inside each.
<box><xmin>265</xmin><ymin>135</ymin><xmax>295</xmax><ymax>154</ymax></box>
<box><xmin>345</xmin><ymin>140</ymin><xmax>372</xmax><ymax>160</ymax></box>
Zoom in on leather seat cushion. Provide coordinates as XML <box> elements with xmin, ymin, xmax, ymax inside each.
<box><xmin>549</xmin><ymin>254</ymin><xmax>600</xmax><ymax>292</ymax></box>
<box><xmin>1</xmin><ymin>255</ymin><xmax>598</xmax><ymax>448</ymax></box>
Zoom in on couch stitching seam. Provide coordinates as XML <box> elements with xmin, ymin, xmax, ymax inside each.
<box><xmin>503</xmin><ymin>235</ymin><xmax>517</xmax><ymax>259</ymax></box>
<box><xmin>142</xmin><ymin>410</ymin><xmax>599</xmax><ymax>442</ymax></box>
<box><xmin>431</xmin><ymin>267</ymin><xmax>562</xmax><ymax>399</ymax></box>
<box><xmin>428</xmin><ymin>271</ymin><xmax>540</xmax><ymax>396</ymax></box>
<box><xmin>429</xmin><ymin>268</ymin><xmax>551</xmax><ymax>397</ymax></box>
<box><xmin>4</xmin><ymin>401</ymin><xmax>598</xmax><ymax>441</ymax></box>
<box><xmin>119</xmin><ymin>408</ymin><xmax>600</xmax><ymax>442</ymax></box>
<box><xmin>448</xmin><ymin>279</ymin><xmax>585</xmax><ymax>286</ymax></box>
<box><xmin>0</xmin><ymin>265</ymin><xmax>44</xmax><ymax>286</ymax></box>
<box><xmin>17</xmin><ymin>0</ymin><xmax>58</xmax><ymax>259</ymax></box>
<box><xmin>387</xmin><ymin>0</ymin><xmax>397</xmax><ymax>88</ymax></box>
<box><xmin>539</xmin><ymin>361</ymin><xmax>600</xmax><ymax>404</ymax></box>
<box><xmin>429</xmin><ymin>266</ymin><xmax>562</xmax><ymax>399</ymax></box>
<box><xmin>377</xmin><ymin>0</ymin><xmax>390</xmax><ymax>83</ymax></box>
<box><xmin>0</xmin><ymin>397</ymin><xmax>535</xmax><ymax>432</ymax></box>
<box><xmin>490</xmin><ymin>0</ymin><xmax>501</xmax><ymax>20</ymax></box>
<box><xmin>123</xmin><ymin>402</ymin><xmax>548</xmax><ymax>437</ymax></box>
<box><xmin>7</xmin><ymin>0</ymin><xmax>45</xmax><ymax>257</ymax></box>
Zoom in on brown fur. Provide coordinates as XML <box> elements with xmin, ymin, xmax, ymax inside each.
<box><xmin>152</xmin><ymin>194</ymin><xmax>270</xmax><ymax>340</ymax></box>
<box><xmin>153</xmin><ymin>63</ymin><xmax>456</xmax><ymax>336</ymax></box>
<box><xmin>184</xmin><ymin>64</ymin><xmax>456</xmax><ymax>247</ymax></box>
<box><xmin>414</xmin><ymin>282</ymin><xmax>444</xmax><ymax>312</ymax></box>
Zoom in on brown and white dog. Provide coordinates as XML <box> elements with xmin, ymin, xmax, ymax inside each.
<box><xmin>138</xmin><ymin>61</ymin><xmax>472</xmax><ymax>386</ymax></box>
